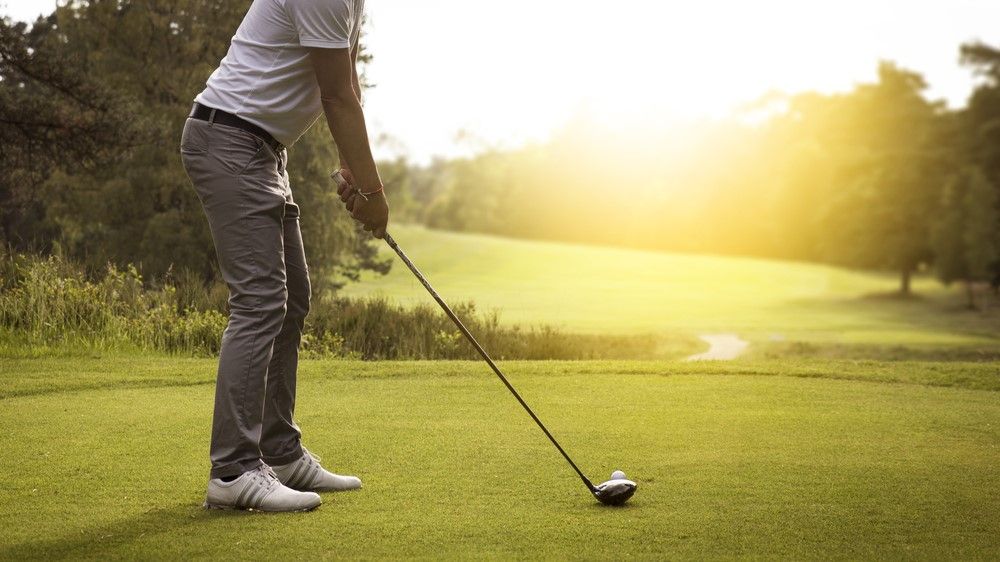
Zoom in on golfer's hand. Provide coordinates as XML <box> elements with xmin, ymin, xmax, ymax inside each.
<box><xmin>337</xmin><ymin>166</ymin><xmax>356</xmax><ymax>188</ymax></box>
<box><xmin>335</xmin><ymin>170</ymin><xmax>388</xmax><ymax>238</ymax></box>
<box><xmin>348</xmin><ymin>189</ymin><xmax>389</xmax><ymax>239</ymax></box>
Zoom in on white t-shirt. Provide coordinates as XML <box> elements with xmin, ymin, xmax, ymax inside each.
<box><xmin>195</xmin><ymin>0</ymin><xmax>365</xmax><ymax>147</ymax></box>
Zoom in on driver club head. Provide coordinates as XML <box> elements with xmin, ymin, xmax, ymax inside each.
<box><xmin>592</xmin><ymin>478</ymin><xmax>637</xmax><ymax>506</ymax></box>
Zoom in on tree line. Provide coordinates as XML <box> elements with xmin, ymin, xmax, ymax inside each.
<box><xmin>2</xmin><ymin>2</ymin><xmax>999</xmax><ymax>306</ymax></box>
<box><xmin>384</xmin><ymin>55</ymin><xmax>1000</xmax><ymax>305</ymax></box>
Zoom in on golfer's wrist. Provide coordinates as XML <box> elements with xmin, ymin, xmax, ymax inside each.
<box><xmin>358</xmin><ymin>183</ymin><xmax>384</xmax><ymax>196</ymax></box>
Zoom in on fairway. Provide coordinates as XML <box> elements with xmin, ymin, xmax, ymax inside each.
<box><xmin>4</xmin><ymin>1</ymin><xmax>1000</xmax><ymax>560</ymax></box>
<box><xmin>1</xmin><ymin>356</ymin><xmax>997</xmax><ymax>559</ymax></box>
<box><xmin>342</xmin><ymin>226</ymin><xmax>1000</xmax><ymax>351</ymax></box>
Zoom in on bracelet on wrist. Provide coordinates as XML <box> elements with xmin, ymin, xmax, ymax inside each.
<box><xmin>355</xmin><ymin>185</ymin><xmax>383</xmax><ymax>201</ymax></box>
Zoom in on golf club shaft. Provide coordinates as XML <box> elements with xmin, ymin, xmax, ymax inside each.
<box><xmin>383</xmin><ymin>232</ymin><xmax>596</xmax><ymax>493</ymax></box>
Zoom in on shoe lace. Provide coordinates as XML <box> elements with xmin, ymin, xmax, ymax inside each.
<box><xmin>253</xmin><ymin>464</ymin><xmax>280</xmax><ymax>488</ymax></box>
<box><xmin>302</xmin><ymin>446</ymin><xmax>322</xmax><ymax>464</ymax></box>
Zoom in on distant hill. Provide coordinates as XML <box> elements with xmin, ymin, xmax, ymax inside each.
<box><xmin>340</xmin><ymin>226</ymin><xmax>996</xmax><ymax>349</ymax></box>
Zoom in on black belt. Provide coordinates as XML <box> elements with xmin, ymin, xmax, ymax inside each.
<box><xmin>189</xmin><ymin>103</ymin><xmax>283</xmax><ymax>153</ymax></box>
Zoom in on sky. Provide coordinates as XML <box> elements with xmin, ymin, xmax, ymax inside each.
<box><xmin>3</xmin><ymin>0</ymin><xmax>998</xmax><ymax>162</ymax></box>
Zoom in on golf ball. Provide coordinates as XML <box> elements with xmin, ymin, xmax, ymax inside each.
<box><xmin>611</xmin><ymin>470</ymin><xmax>626</xmax><ymax>480</ymax></box>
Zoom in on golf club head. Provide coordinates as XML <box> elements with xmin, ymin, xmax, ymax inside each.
<box><xmin>592</xmin><ymin>478</ymin><xmax>637</xmax><ymax>506</ymax></box>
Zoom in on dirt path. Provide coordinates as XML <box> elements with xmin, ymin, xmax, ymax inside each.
<box><xmin>686</xmin><ymin>334</ymin><xmax>749</xmax><ymax>361</ymax></box>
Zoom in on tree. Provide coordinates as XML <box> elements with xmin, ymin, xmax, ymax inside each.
<box><xmin>931</xmin><ymin>167</ymin><xmax>1000</xmax><ymax>308</ymax></box>
<box><xmin>816</xmin><ymin>62</ymin><xmax>946</xmax><ymax>294</ymax></box>
<box><xmin>959</xmin><ymin>41</ymin><xmax>1000</xmax><ymax>292</ymax></box>
<box><xmin>0</xmin><ymin>15</ymin><xmax>140</xmax><ymax>250</ymax></box>
<box><xmin>825</xmin><ymin>160</ymin><xmax>939</xmax><ymax>294</ymax></box>
<box><xmin>3</xmin><ymin>1</ymin><xmax>387</xmax><ymax>288</ymax></box>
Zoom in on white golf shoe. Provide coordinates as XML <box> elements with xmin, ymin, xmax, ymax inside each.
<box><xmin>204</xmin><ymin>464</ymin><xmax>321</xmax><ymax>512</ymax></box>
<box><xmin>272</xmin><ymin>447</ymin><xmax>362</xmax><ymax>492</ymax></box>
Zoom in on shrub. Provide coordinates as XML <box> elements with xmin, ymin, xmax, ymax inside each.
<box><xmin>0</xmin><ymin>252</ymin><xmax>223</xmax><ymax>354</ymax></box>
<box><xmin>0</xmin><ymin>252</ymin><xmax>667</xmax><ymax>359</ymax></box>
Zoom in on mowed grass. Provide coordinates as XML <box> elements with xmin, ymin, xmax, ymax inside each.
<box><xmin>1</xmin><ymin>355</ymin><xmax>998</xmax><ymax>559</ymax></box>
<box><xmin>342</xmin><ymin>226</ymin><xmax>1000</xmax><ymax>351</ymax></box>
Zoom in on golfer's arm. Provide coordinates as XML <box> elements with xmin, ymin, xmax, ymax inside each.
<box><xmin>350</xmin><ymin>45</ymin><xmax>363</xmax><ymax>104</ymax></box>
<box><xmin>309</xmin><ymin>47</ymin><xmax>382</xmax><ymax>192</ymax></box>
<box><xmin>337</xmin><ymin>46</ymin><xmax>363</xmax><ymax>169</ymax></box>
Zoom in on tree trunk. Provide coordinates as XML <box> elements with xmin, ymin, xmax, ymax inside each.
<box><xmin>899</xmin><ymin>268</ymin><xmax>912</xmax><ymax>295</ymax></box>
<box><xmin>966</xmin><ymin>281</ymin><xmax>978</xmax><ymax>310</ymax></box>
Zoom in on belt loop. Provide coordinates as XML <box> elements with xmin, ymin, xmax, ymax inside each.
<box><xmin>208</xmin><ymin>108</ymin><xmax>217</xmax><ymax>126</ymax></box>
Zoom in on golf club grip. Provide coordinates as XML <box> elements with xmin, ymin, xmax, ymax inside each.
<box><xmin>383</xmin><ymin>233</ymin><xmax>597</xmax><ymax>492</ymax></box>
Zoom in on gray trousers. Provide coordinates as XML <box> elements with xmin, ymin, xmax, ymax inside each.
<box><xmin>180</xmin><ymin>118</ymin><xmax>308</xmax><ymax>479</ymax></box>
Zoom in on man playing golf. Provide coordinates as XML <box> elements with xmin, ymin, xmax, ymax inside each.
<box><xmin>180</xmin><ymin>0</ymin><xmax>385</xmax><ymax>512</ymax></box>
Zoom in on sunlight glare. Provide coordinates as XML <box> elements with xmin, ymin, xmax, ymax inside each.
<box><xmin>363</xmin><ymin>0</ymin><xmax>989</xmax><ymax>161</ymax></box>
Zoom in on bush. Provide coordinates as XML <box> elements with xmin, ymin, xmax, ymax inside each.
<box><xmin>0</xmin><ymin>252</ymin><xmax>224</xmax><ymax>354</ymax></box>
<box><xmin>287</xmin><ymin>296</ymin><xmax>660</xmax><ymax>360</ymax></box>
<box><xmin>0</xmin><ymin>252</ymin><xmax>666</xmax><ymax>359</ymax></box>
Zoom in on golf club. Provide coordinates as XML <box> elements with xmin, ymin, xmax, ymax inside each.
<box><xmin>332</xmin><ymin>171</ymin><xmax>637</xmax><ymax>506</ymax></box>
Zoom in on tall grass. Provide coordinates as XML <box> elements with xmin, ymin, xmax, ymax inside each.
<box><xmin>306</xmin><ymin>298</ymin><xmax>662</xmax><ymax>360</ymax></box>
<box><xmin>0</xmin><ymin>253</ymin><xmax>226</xmax><ymax>355</ymax></box>
<box><xmin>0</xmin><ymin>253</ymin><xmax>670</xmax><ymax>359</ymax></box>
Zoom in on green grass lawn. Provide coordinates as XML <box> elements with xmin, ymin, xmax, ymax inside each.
<box><xmin>2</xmin><ymin>355</ymin><xmax>997</xmax><ymax>559</ymax></box>
<box><xmin>342</xmin><ymin>226</ymin><xmax>1000</xmax><ymax>354</ymax></box>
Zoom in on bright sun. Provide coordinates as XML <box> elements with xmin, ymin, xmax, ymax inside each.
<box><xmin>363</xmin><ymin>0</ymin><xmax>990</xmax><ymax>161</ymax></box>
<box><xmin>2</xmin><ymin>0</ymin><xmax>993</xmax><ymax>161</ymax></box>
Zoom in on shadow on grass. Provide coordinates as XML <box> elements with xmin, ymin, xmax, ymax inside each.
<box><xmin>763</xmin><ymin>291</ymin><xmax>1000</xmax><ymax>361</ymax></box>
<box><xmin>856</xmin><ymin>290</ymin><xmax>926</xmax><ymax>301</ymax></box>
<box><xmin>759</xmin><ymin>340</ymin><xmax>1000</xmax><ymax>361</ymax></box>
<box><xmin>587</xmin><ymin>502</ymin><xmax>641</xmax><ymax>511</ymax></box>
<box><xmin>0</xmin><ymin>502</ymin><xmax>298</xmax><ymax>560</ymax></box>
<box><xmin>0</xmin><ymin>378</ymin><xmax>215</xmax><ymax>400</ymax></box>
